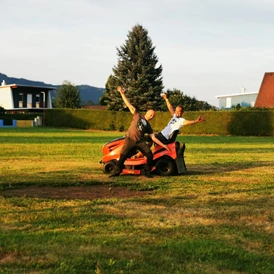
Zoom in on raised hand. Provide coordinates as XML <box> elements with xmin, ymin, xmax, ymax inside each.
<box><xmin>117</xmin><ymin>86</ymin><xmax>125</xmax><ymax>94</ymax></box>
<box><xmin>161</xmin><ymin>92</ymin><xmax>167</xmax><ymax>100</ymax></box>
<box><xmin>197</xmin><ymin>116</ymin><xmax>206</xmax><ymax>122</ymax></box>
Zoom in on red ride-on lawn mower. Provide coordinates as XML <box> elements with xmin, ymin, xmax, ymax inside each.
<box><xmin>100</xmin><ymin>132</ymin><xmax>187</xmax><ymax>176</ymax></box>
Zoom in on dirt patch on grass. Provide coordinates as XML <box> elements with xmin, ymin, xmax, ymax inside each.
<box><xmin>2</xmin><ymin>186</ymin><xmax>153</xmax><ymax>200</ymax></box>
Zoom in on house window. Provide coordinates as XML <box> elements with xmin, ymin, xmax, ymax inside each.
<box><xmin>27</xmin><ymin>94</ymin><xmax>32</xmax><ymax>108</ymax></box>
<box><xmin>36</xmin><ymin>94</ymin><xmax>40</xmax><ymax>108</ymax></box>
<box><xmin>226</xmin><ymin>97</ymin><xmax>232</xmax><ymax>108</ymax></box>
<box><xmin>19</xmin><ymin>93</ymin><xmax>23</xmax><ymax>108</ymax></box>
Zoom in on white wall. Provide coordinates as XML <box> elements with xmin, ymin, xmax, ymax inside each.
<box><xmin>218</xmin><ymin>93</ymin><xmax>258</xmax><ymax>109</ymax></box>
<box><xmin>0</xmin><ymin>87</ymin><xmax>13</xmax><ymax>109</ymax></box>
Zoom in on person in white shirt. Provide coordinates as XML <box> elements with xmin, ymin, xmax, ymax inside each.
<box><xmin>155</xmin><ymin>93</ymin><xmax>205</xmax><ymax>144</ymax></box>
<box><xmin>132</xmin><ymin>93</ymin><xmax>205</xmax><ymax>158</ymax></box>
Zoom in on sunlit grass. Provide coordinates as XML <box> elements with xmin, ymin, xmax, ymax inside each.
<box><xmin>0</xmin><ymin>127</ymin><xmax>274</xmax><ymax>273</ymax></box>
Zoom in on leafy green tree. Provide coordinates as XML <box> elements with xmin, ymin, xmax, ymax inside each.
<box><xmin>55</xmin><ymin>81</ymin><xmax>81</xmax><ymax>108</ymax></box>
<box><xmin>99</xmin><ymin>75</ymin><xmax>119</xmax><ymax>107</ymax></box>
<box><xmin>161</xmin><ymin>89</ymin><xmax>216</xmax><ymax>111</ymax></box>
<box><xmin>101</xmin><ymin>24</ymin><xmax>164</xmax><ymax>111</ymax></box>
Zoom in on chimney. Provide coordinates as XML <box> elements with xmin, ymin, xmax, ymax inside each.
<box><xmin>1</xmin><ymin>80</ymin><xmax>6</xmax><ymax>86</ymax></box>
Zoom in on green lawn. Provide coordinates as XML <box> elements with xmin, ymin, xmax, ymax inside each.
<box><xmin>0</xmin><ymin>127</ymin><xmax>274</xmax><ymax>273</ymax></box>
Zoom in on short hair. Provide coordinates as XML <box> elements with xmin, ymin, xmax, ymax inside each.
<box><xmin>176</xmin><ymin>105</ymin><xmax>184</xmax><ymax>111</ymax></box>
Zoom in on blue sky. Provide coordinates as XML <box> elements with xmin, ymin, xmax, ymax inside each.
<box><xmin>1</xmin><ymin>0</ymin><xmax>274</xmax><ymax>106</ymax></box>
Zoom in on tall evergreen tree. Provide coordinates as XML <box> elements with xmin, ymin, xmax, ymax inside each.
<box><xmin>101</xmin><ymin>24</ymin><xmax>164</xmax><ymax>111</ymax></box>
<box><xmin>55</xmin><ymin>81</ymin><xmax>81</xmax><ymax>108</ymax></box>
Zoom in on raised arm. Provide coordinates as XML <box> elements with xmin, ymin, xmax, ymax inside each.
<box><xmin>161</xmin><ymin>93</ymin><xmax>175</xmax><ymax>116</ymax></box>
<box><xmin>183</xmin><ymin>116</ymin><xmax>206</xmax><ymax>126</ymax></box>
<box><xmin>117</xmin><ymin>86</ymin><xmax>136</xmax><ymax>114</ymax></box>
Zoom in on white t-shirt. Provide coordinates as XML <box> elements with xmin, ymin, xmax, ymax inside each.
<box><xmin>161</xmin><ymin>114</ymin><xmax>185</xmax><ymax>140</ymax></box>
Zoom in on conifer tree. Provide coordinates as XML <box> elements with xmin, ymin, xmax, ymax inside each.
<box><xmin>101</xmin><ymin>24</ymin><xmax>164</xmax><ymax>111</ymax></box>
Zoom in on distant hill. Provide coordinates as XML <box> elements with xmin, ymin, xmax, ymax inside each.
<box><xmin>0</xmin><ymin>73</ymin><xmax>105</xmax><ymax>105</ymax></box>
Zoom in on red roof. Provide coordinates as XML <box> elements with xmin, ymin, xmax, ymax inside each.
<box><xmin>255</xmin><ymin>72</ymin><xmax>274</xmax><ymax>108</ymax></box>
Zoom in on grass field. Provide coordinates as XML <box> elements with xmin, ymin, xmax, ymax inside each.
<box><xmin>0</xmin><ymin>127</ymin><xmax>274</xmax><ymax>274</ymax></box>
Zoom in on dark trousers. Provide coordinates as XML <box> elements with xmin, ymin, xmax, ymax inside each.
<box><xmin>154</xmin><ymin>130</ymin><xmax>179</xmax><ymax>144</ymax></box>
<box><xmin>117</xmin><ymin>137</ymin><xmax>153</xmax><ymax>173</ymax></box>
<box><xmin>155</xmin><ymin>132</ymin><xmax>170</xmax><ymax>144</ymax></box>
<box><xmin>147</xmin><ymin>132</ymin><xmax>170</xmax><ymax>147</ymax></box>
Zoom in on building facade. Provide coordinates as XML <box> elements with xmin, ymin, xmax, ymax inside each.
<box><xmin>0</xmin><ymin>81</ymin><xmax>54</xmax><ymax>111</ymax></box>
<box><xmin>217</xmin><ymin>72</ymin><xmax>274</xmax><ymax>109</ymax></box>
<box><xmin>255</xmin><ymin>72</ymin><xmax>274</xmax><ymax>108</ymax></box>
<box><xmin>217</xmin><ymin>89</ymin><xmax>258</xmax><ymax>109</ymax></box>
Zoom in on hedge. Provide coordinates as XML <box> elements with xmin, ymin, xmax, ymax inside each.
<box><xmin>45</xmin><ymin>109</ymin><xmax>274</xmax><ymax>136</ymax></box>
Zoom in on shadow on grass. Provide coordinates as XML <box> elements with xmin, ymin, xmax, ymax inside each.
<box><xmin>184</xmin><ymin>160</ymin><xmax>274</xmax><ymax>176</ymax></box>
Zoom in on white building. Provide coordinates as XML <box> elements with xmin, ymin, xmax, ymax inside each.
<box><xmin>217</xmin><ymin>89</ymin><xmax>258</xmax><ymax>109</ymax></box>
<box><xmin>0</xmin><ymin>81</ymin><xmax>54</xmax><ymax>111</ymax></box>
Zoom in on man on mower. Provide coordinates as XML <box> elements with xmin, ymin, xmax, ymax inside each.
<box><xmin>110</xmin><ymin>86</ymin><xmax>170</xmax><ymax>178</ymax></box>
<box><xmin>154</xmin><ymin>92</ymin><xmax>205</xmax><ymax>144</ymax></box>
<box><xmin>132</xmin><ymin>93</ymin><xmax>205</xmax><ymax>159</ymax></box>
